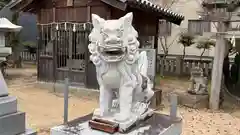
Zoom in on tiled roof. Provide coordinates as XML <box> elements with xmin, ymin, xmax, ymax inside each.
<box><xmin>126</xmin><ymin>0</ymin><xmax>184</xmax><ymax>25</ymax></box>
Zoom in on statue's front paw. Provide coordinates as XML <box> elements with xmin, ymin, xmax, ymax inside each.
<box><xmin>187</xmin><ymin>89</ymin><xmax>196</xmax><ymax>95</ymax></box>
<box><xmin>93</xmin><ymin>108</ymin><xmax>102</xmax><ymax>117</ymax></box>
<box><xmin>112</xmin><ymin>99</ymin><xmax>119</xmax><ymax>108</ymax></box>
<box><xmin>114</xmin><ymin>113</ymin><xmax>130</xmax><ymax>122</ymax></box>
<box><xmin>93</xmin><ymin>108</ymin><xmax>110</xmax><ymax>117</ymax></box>
<box><xmin>132</xmin><ymin>102</ymin><xmax>148</xmax><ymax>115</ymax></box>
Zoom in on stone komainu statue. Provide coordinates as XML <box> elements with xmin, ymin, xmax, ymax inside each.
<box><xmin>188</xmin><ymin>67</ymin><xmax>208</xmax><ymax>95</ymax></box>
<box><xmin>88</xmin><ymin>12</ymin><xmax>154</xmax><ymax>127</ymax></box>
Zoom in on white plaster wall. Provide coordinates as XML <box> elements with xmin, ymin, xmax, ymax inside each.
<box><xmin>155</xmin><ymin>0</ymin><xmax>240</xmax><ymax>59</ymax></box>
<box><xmin>157</xmin><ymin>0</ymin><xmax>216</xmax><ymax>57</ymax></box>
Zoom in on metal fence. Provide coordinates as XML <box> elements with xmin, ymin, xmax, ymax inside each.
<box><xmin>20</xmin><ymin>52</ymin><xmax>36</xmax><ymax>61</ymax></box>
<box><xmin>24</xmin><ymin>41</ymin><xmax>232</xmax><ymax>79</ymax></box>
<box><xmin>37</xmin><ymin>22</ymin><xmax>98</xmax><ymax>89</ymax></box>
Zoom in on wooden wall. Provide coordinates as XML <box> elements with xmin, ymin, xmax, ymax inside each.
<box><xmin>34</xmin><ymin>0</ymin><xmax>158</xmax><ymax>36</ymax></box>
<box><xmin>133</xmin><ymin>10</ymin><xmax>158</xmax><ymax>36</ymax></box>
<box><xmin>36</xmin><ymin>0</ymin><xmax>110</xmax><ymax>24</ymax></box>
<box><xmin>110</xmin><ymin>7</ymin><xmax>158</xmax><ymax>49</ymax></box>
<box><xmin>110</xmin><ymin>7</ymin><xmax>158</xmax><ymax>36</ymax></box>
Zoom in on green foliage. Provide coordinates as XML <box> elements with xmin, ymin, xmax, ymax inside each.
<box><xmin>22</xmin><ymin>41</ymin><xmax>36</xmax><ymax>47</ymax></box>
<box><xmin>8</xmin><ymin>12</ymin><xmax>21</xmax><ymax>48</ymax></box>
<box><xmin>196</xmin><ymin>38</ymin><xmax>215</xmax><ymax>50</ymax></box>
<box><xmin>178</xmin><ymin>32</ymin><xmax>195</xmax><ymax>58</ymax></box>
<box><xmin>196</xmin><ymin>38</ymin><xmax>215</xmax><ymax>60</ymax></box>
<box><xmin>178</xmin><ymin>32</ymin><xmax>195</xmax><ymax>47</ymax></box>
<box><xmin>0</xmin><ymin>0</ymin><xmax>11</xmax><ymax>9</ymax></box>
<box><xmin>22</xmin><ymin>41</ymin><xmax>36</xmax><ymax>54</ymax></box>
<box><xmin>227</xmin><ymin>0</ymin><xmax>240</xmax><ymax>12</ymax></box>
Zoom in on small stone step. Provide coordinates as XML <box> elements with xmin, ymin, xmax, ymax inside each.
<box><xmin>0</xmin><ymin>96</ymin><xmax>17</xmax><ymax>117</ymax></box>
<box><xmin>0</xmin><ymin>112</ymin><xmax>26</xmax><ymax>135</ymax></box>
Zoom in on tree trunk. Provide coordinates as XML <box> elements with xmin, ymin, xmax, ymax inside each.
<box><xmin>183</xmin><ymin>47</ymin><xmax>186</xmax><ymax>59</ymax></box>
<box><xmin>200</xmin><ymin>48</ymin><xmax>206</xmax><ymax>61</ymax></box>
<box><xmin>12</xmin><ymin>46</ymin><xmax>22</xmax><ymax>68</ymax></box>
<box><xmin>9</xmin><ymin>12</ymin><xmax>22</xmax><ymax>68</ymax></box>
<box><xmin>160</xmin><ymin>51</ymin><xmax>168</xmax><ymax>77</ymax></box>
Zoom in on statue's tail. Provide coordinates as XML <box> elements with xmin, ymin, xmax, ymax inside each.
<box><xmin>138</xmin><ymin>51</ymin><xmax>148</xmax><ymax>77</ymax></box>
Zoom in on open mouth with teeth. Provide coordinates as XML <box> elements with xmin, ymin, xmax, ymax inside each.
<box><xmin>104</xmin><ymin>49</ymin><xmax>124</xmax><ymax>56</ymax></box>
<box><xmin>99</xmin><ymin>46</ymin><xmax>126</xmax><ymax>62</ymax></box>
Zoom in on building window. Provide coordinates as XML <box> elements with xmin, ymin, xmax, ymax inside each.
<box><xmin>159</xmin><ymin>20</ymin><xmax>172</xmax><ymax>36</ymax></box>
<box><xmin>188</xmin><ymin>20</ymin><xmax>211</xmax><ymax>35</ymax></box>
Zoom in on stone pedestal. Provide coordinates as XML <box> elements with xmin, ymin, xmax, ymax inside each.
<box><xmin>51</xmin><ymin>113</ymin><xmax>182</xmax><ymax>135</ymax></box>
<box><xmin>91</xmin><ymin>107</ymin><xmax>154</xmax><ymax>132</ymax></box>
<box><xmin>0</xmin><ymin>112</ymin><xmax>25</xmax><ymax>135</ymax></box>
<box><xmin>175</xmin><ymin>91</ymin><xmax>209</xmax><ymax>109</ymax></box>
<box><xmin>0</xmin><ymin>96</ymin><xmax>37</xmax><ymax>135</ymax></box>
<box><xmin>0</xmin><ymin>96</ymin><xmax>17</xmax><ymax>116</ymax></box>
<box><xmin>0</xmin><ymin>71</ymin><xmax>36</xmax><ymax>135</ymax></box>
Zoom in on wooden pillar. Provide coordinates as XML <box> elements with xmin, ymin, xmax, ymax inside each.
<box><xmin>154</xmin><ymin>20</ymin><xmax>159</xmax><ymax>50</ymax></box>
<box><xmin>87</xmin><ymin>6</ymin><xmax>91</xmax><ymax>22</ymax></box>
<box><xmin>150</xmin><ymin>19</ymin><xmax>162</xmax><ymax>109</ymax></box>
<box><xmin>53</xmin><ymin>24</ymin><xmax>58</xmax><ymax>83</ymax></box>
<box><xmin>154</xmin><ymin>19</ymin><xmax>159</xmax><ymax>88</ymax></box>
<box><xmin>209</xmin><ymin>22</ymin><xmax>227</xmax><ymax>110</ymax></box>
<box><xmin>37</xmin><ymin>25</ymin><xmax>42</xmax><ymax>81</ymax></box>
<box><xmin>52</xmin><ymin>1</ymin><xmax>56</xmax><ymax>22</ymax></box>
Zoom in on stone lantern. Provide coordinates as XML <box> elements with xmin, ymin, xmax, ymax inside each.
<box><xmin>0</xmin><ymin>18</ymin><xmax>36</xmax><ymax>135</ymax></box>
<box><xmin>0</xmin><ymin>17</ymin><xmax>22</xmax><ymax>96</ymax></box>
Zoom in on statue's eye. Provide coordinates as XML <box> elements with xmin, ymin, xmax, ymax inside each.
<box><xmin>116</xmin><ymin>29</ymin><xmax>123</xmax><ymax>37</ymax></box>
<box><xmin>102</xmin><ymin>32</ymin><xmax>108</xmax><ymax>39</ymax></box>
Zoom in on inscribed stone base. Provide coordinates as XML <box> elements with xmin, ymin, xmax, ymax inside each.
<box><xmin>0</xmin><ymin>112</ymin><xmax>25</xmax><ymax>135</ymax></box>
<box><xmin>175</xmin><ymin>91</ymin><xmax>209</xmax><ymax>109</ymax></box>
<box><xmin>51</xmin><ymin>113</ymin><xmax>182</xmax><ymax>135</ymax></box>
<box><xmin>0</xmin><ymin>96</ymin><xmax>17</xmax><ymax>116</ymax></box>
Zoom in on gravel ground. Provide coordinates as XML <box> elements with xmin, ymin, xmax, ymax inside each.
<box><xmin>160</xmin><ymin>77</ymin><xmax>240</xmax><ymax>135</ymax></box>
<box><xmin>160</xmin><ymin>107</ymin><xmax>240</xmax><ymax>135</ymax></box>
<box><xmin>5</xmin><ymin>67</ymin><xmax>240</xmax><ymax>135</ymax></box>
